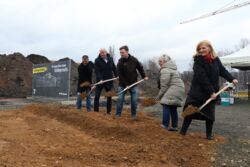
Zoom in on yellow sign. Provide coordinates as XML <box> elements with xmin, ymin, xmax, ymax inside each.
<box><xmin>33</xmin><ymin>67</ymin><xmax>47</xmax><ymax>74</ymax></box>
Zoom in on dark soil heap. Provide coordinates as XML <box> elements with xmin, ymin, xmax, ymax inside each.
<box><xmin>26</xmin><ymin>54</ymin><xmax>51</xmax><ymax>64</ymax></box>
<box><xmin>0</xmin><ymin>53</ymin><xmax>79</xmax><ymax>98</ymax></box>
<box><xmin>0</xmin><ymin>53</ymin><xmax>33</xmax><ymax>98</ymax></box>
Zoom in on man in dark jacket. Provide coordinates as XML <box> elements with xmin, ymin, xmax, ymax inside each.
<box><xmin>94</xmin><ymin>48</ymin><xmax>117</xmax><ymax>114</ymax></box>
<box><xmin>116</xmin><ymin>45</ymin><xmax>148</xmax><ymax>119</ymax></box>
<box><xmin>76</xmin><ymin>55</ymin><xmax>94</xmax><ymax>111</ymax></box>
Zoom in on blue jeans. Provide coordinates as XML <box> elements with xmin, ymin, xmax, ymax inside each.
<box><xmin>76</xmin><ymin>89</ymin><xmax>91</xmax><ymax>112</ymax></box>
<box><xmin>116</xmin><ymin>86</ymin><xmax>138</xmax><ymax>117</ymax></box>
<box><xmin>94</xmin><ymin>85</ymin><xmax>112</xmax><ymax>113</ymax></box>
<box><xmin>162</xmin><ymin>105</ymin><xmax>178</xmax><ymax>128</ymax></box>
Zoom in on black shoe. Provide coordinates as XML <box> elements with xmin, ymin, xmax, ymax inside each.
<box><xmin>206</xmin><ymin>120</ymin><xmax>214</xmax><ymax>140</ymax></box>
<box><xmin>131</xmin><ymin>115</ymin><xmax>137</xmax><ymax>120</ymax></box>
<box><xmin>180</xmin><ymin>130</ymin><xmax>186</xmax><ymax>136</ymax></box>
<box><xmin>169</xmin><ymin>127</ymin><xmax>178</xmax><ymax>132</ymax></box>
<box><xmin>180</xmin><ymin>118</ymin><xmax>192</xmax><ymax>136</ymax></box>
<box><xmin>180</xmin><ymin>126</ymin><xmax>188</xmax><ymax>135</ymax></box>
<box><xmin>206</xmin><ymin>134</ymin><xmax>214</xmax><ymax>140</ymax></box>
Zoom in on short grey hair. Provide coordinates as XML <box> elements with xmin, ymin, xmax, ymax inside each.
<box><xmin>159</xmin><ymin>54</ymin><xmax>171</xmax><ymax>62</ymax></box>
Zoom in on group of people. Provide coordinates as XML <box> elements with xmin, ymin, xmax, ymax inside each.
<box><xmin>76</xmin><ymin>41</ymin><xmax>238</xmax><ymax>140</ymax></box>
<box><xmin>77</xmin><ymin>45</ymin><xmax>148</xmax><ymax>119</ymax></box>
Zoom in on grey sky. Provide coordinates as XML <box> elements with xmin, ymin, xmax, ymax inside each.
<box><xmin>0</xmin><ymin>0</ymin><xmax>250</xmax><ymax>71</ymax></box>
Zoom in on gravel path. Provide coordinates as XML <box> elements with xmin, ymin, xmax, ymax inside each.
<box><xmin>142</xmin><ymin>100</ymin><xmax>250</xmax><ymax>167</ymax></box>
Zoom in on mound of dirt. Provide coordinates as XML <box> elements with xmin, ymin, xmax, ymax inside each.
<box><xmin>26</xmin><ymin>54</ymin><xmax>51</xmax><ymax>64</ymax></box>
<box><xmin>0</xmin><ymin>54</ymin><xmax>79</xmax><ymax>97</ymax></box>
<box><xmin>0</xmin><ymin>104</ymin><xmax>224</xmax><ymax>167</ymax></box>
<box><xmin>0</xmin><ymin>53</ymin><xmax>33</xmax><ymax>98</ymax></box>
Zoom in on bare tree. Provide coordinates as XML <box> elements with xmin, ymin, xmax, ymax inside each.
<box><xmin>217</xmin><ymin>38</ymin><xmax>250</xmax><ymax>57</ymax></box>
<box><xmin>240</xmin><ymin>38</ymin><xmax>250</xmax><ymax>48</ymax></box>
<box><xmin>217</xmin><ymin>49</ymin><xmax>235</xmax><ymax>57</ymax></box>
<box><xmin>188</xmin><ymin>58</ymin><xmax>194</xmax><ymax>71</ymax></box>
<box><xmin>140</xmin><ymin>58</ymin><xmax>160</xmax><ymax>96</ymax></box>
<box><xmin>108</xmin><ymin>45</ymin><xmax>116</xmax><ymax>62</ymax></box>
<box><xmin>235</xmin><ymin>38</ymin><xmax>250</xmax><ymax>51</ymax></box>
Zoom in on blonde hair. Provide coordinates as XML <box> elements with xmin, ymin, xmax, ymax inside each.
<box><xmin>194</xmin><ymin>40</ymin><xmax>217</xmax><ymax>59</ymax></box>
<box><xmin>159</xmin><ymin>54</ymin><xmax>171</xmax><ymax>62</ymax></box>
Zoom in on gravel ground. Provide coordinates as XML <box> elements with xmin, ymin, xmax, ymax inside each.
<box><xmin>142</xmin><ymin>100</ymin><xmax>250</xmax><ymax>167</ymax></box>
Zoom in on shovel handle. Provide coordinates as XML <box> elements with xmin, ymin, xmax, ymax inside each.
<box><xmin>88</xmin><ymin>77</ymin><xmax>119</xmax><ymax>96</ymax></box>
<box><xmin>93</xmin><ymin>77</ymin><xmax>119</xmax><ymax>87</ymax></box>
<box><xmin>118</xmin><ymin>79</ymin><xmax>145</xmax><ymax>95</ymax></box>
<box><xmin>199</xmin><ymin>83</ymin><xmax>233</xmax><ymax>110</ymax></box>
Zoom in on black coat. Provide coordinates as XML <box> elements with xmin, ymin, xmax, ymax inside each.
<box><xmin>184</xmin><ymin>55</ymin><xmax>234</xmax><ymax>120</ymax></box>
<box><xmin>77</xmin><ymin>62</ymin><xmax>94</xmax><ymax>92</ymax></box>
<box><xmin>94</xmin><ymin>54</ymin><xmax>117</xmax><ymax>89</ymax></box>
<box><xmin>117</xmin><ymin>54</ymin><xmax>146</xmax><ymax>87</ymax></box>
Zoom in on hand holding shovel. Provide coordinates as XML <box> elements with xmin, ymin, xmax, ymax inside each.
<box><xmin>88</xmin><ymin>77</ymin><xmax>119</xmax><ymax>95</ymax></box>
<box><xmin>182</xmin><ymin>82</ymin><xmax>234</xmax><ymax>118</ymax></box>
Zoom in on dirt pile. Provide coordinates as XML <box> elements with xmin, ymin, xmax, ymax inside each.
<box><xmin>26</xmin><ymin>54</ymin><xmax>51</xmax><ymax>64</ymax></box>
<box><xmin>0</xmin><ymin>104</ymin><xmax>224</xmax><ymax>167</ymax></box>
<box><xmin>0</xmin><ymin>53</ymin><xmax>33</xmax><ymax>97</ymax></box>
<box><xmin>0</xmin><ymin>54</ymin><xmax>79</xmax><ymax>97</ymax></box>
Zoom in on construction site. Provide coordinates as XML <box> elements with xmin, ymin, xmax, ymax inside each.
<box><xmin>1</xmin><ymin>0</ymin><xmax>250</xmax><ymax>167</ymax></box>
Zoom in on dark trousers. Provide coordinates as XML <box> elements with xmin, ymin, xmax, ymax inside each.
<box><xmin>162</xmin><ymin>105</ymin><xmax>178</xmax><ymax>128</ymax></box>
<box><xmin>94</xmin><ymin>85</ymin><xmax>112</xmax><ymax>113</ymax></box>
<box><xmin>180</xmin><ymin>115</ymin><xmax>214</xmax><ymax>137</ymax></box>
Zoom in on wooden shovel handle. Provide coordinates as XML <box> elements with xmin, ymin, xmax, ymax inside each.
<box><xmin>118</xmin><ymin>79</ymin><xmax>145</xmax><ymax>95</ymax></box>
<box><xmin>199</xmin><ymin>84</ymin><xmax>232</xmax><ymax>110</ymax></box>
<box><xmin>93</xmin><ymin>77</ymin><xmax>119</xmax><ymax>86</ymax></box>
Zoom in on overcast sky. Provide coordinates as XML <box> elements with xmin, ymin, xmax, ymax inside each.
<box><xmin>0</xmin><ymin>0</ymin><xmax>250</xmax><ymax>71</ymax></box>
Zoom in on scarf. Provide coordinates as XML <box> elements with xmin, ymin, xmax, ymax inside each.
<box><xmin>204</xmin><ymin>54</ymin><xmax>213</xmax><ymax>63</ymax></box>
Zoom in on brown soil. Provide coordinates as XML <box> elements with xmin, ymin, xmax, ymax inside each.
<box><xmin>0</xmin><ymin>104</ymin><xmax>224</xmax><ymax>167</ymax></box>
<box><xmin>141</xmin><ymin>98</ymin><xmax>157</xmax><ymax>107</ymax></box>
<box><xmin>181</xmin><ymin>105</ymin><xmax>200</xmax><ymax>118</ymax></box>
<box><xmin>104</xmin><ymin>91</ymin><xmax>117</xmax><ymax>97</ymax></box>
<box><xmin>80</xmin><ymin>93</ymin><xmax>88</xmax><ymax>100</ymax></box>
<box><xmin>80</xmin><ymin>82</ymin><xmax>91</xmax><ymax>88</ymax></box>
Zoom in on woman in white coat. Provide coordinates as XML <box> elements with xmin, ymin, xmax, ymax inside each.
<box><xmin>156</xmin><ymin>54</ymin><xmax>185</xmax><ymax>131</ymax></box>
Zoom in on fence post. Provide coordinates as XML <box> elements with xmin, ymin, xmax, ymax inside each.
<box><xmin>247</xmin><ymin>82</ymin><xmax>250</xmax><ymax>101</ymax></box>
<box><xmin>68</xmin><ymin>59</ymin><xmax>71</xmax><ymax>102</ymax></box>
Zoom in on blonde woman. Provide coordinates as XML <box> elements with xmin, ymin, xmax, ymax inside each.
<box><xmin>156</xmin><ymin>54</ymin><xmax>185</xmax><ymax>131</ymax></box>
<box><xmin>180</xmin><ymin>40</ymin><xmax>238</xmax><ymax>140</ymax></box>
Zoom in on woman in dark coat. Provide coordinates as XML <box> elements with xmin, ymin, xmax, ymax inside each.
<box><xmin>180</xmin><ymin>40</ymin><xmax>238</xmax><ymax>140</ymax></box>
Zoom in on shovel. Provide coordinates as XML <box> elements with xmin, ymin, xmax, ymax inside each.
<box><xmin>88</xmin><ymin>77</ymin><xmax>119</xmax><ymax>95</ymax></box>
<box><xmin>182</xmin><ymin>82</ymin><xmax>234</xmax><ymax>118</ymax></box>
<box><xmin>117</xmin><ymin>79</ymin><xmax>145</xmax><ymax>95</ymax></box>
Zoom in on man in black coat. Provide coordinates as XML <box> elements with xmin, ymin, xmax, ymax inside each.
<box><xmin>94</xmin><ymin>48</ymin><xmax>117</xmax><ymax>114</ymax></box>
<box><xmin>115</xmin><ymin>45</ymin><xmax>148</xmax><ymax>119</ymax></box>
<box><xmin>76</xmin><ymin>55</ymin><xmax>94</xmax><ymax>111</ymax></box>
